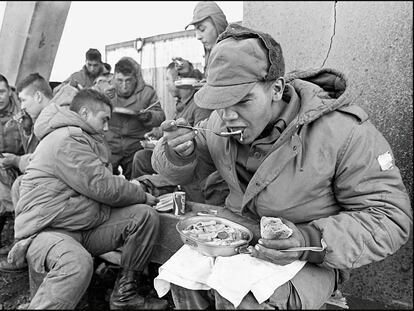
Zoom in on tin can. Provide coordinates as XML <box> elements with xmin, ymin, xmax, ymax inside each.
<box><xmin>173</xmin><ymin>191</ymin><xmax>186</xmax><ymax>215</ymax></box>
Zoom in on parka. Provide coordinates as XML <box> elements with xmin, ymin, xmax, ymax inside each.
<box><xmin>0</xmin><ymin>91</ymin><xmax>23</xmax><ymax>156</ymax></box>
<box><xmin>152</xmin><ymin>68</ymin><xmax>412</xmax><ymax>271</ymax></box>
<box><xmin>14</xmin><ymin>102</ymin><xmax>148</xmax><ymax>240</ymax></box>
<box><xmin>105</xmin><ymin>57</ymin><xmax>165</xmax><ymax>166</ymax></box>
<box><xmin>174</xmin><ymin>90</ymin><xmax>211</xmax><ymax>126</ymax></box>
<box><xmin>64</xmin><ymin>65</ymin><xmax>103</xmax><ymax>89</ymax></box>
<box><xmin>0</xmin><ymin>92</ymin><xmax>23</xmax><ymax>213</ymax></box>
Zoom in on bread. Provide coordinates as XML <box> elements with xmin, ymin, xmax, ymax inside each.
<box><xmin>260</xmin><ymin>217</ymin><xmax>293</xmax><ymax>239</ymax></box>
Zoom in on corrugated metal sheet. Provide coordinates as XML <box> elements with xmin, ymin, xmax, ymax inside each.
<box><xmin>106</xmin><ymin>29</ymin><xmax>205</xmax><ymax>119</ymax></box>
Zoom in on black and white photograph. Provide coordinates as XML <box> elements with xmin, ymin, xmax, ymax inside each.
<box><xmin>0</xmin><ymin>1</ymin><xmax>412</xmax><ymax>310</ymax></box>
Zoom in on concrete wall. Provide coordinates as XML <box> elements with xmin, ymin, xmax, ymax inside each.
<box><xmin>0</xmin><ymin>2</ymin><xmax>70</xmax><ymax>86</ymax></box>
<box><xmin>243</xmin><ymin>1</ymin><xmax>412</xmax><ymax>307</ymax></box>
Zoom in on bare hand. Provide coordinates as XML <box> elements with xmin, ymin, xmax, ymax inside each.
<box><xmin>0</xmin><ymin>153</ymin><xmax>18</xmax><ymax>169</ymax></box>
<box><xmin>160</xmin><ymin>118</ymin><xmax>195</xmax><ymax>157</ymax></box>
<box><xmin>145</xmin><ymin>192</ymin><xmax>159</xmax><ymax>206</ymax></box>
<box><xmin>144</xmin><ymin>127</ymin><xmax>162</xmax><ymax>140</ymax></box>
<box><xmin>137</xmin><ymin>110</ymin><xmax>151</xmax><ymax>122</ymax></box>
<box><xmin>172</xmin><ymin>57</ymin><xmax>192</xmax><ymax>77</ymax></box>
<box><xmin>249</xmin><ymin>218</ymin><xmax>306</xmax><ymax>265</ymax></box>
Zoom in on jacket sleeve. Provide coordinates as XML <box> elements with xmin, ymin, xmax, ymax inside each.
<box><xmin>17</xmin><ymin>153</ymin><xmax>31</xmax><ymax>173</ymax></box>
<box><xmin>309</xmin><ymin>119</ymin><xmax>412</xmax><ymax>270</ymax></box>
<box><xmin>152</xmin><ymin>118</ymin><xmax>215</xmax><ymax>185</ymax></box>
<box><xmin>53</xmin><ymin>135</ymin><xmax>147</xmax><ymax>207</ymax></box>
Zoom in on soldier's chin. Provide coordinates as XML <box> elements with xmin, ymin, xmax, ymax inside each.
<box><xmin>118</xmin><ymin>90</ymin><xmax>133</xmax><ymax>98</ymax></box>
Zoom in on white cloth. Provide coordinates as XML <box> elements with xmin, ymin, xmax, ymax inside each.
<box><xmin>154</xmin><ymin>245</ymin><xmax>307</xmax><ymax>308</ymax></box>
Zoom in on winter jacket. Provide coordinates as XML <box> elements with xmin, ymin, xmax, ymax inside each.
<box><xmin>14</xmin><ymin>103</ymin><xmax>148</xmax><ymax>239</ymax></box>
<box><xmin>0</xmin><ymin>93</ymin><xmax>23</xmax><ymax>213</ymax></box>
<box><xmin>63</xmin><ymin>65</ymin><xmax>103</xmax><ymax>89</ymax></box>
<box><xmin>105</xmin><ymin>57</ymin><xmax>165</xmax><ymax>159</ymax></box>
<box><xmin>152</xmin><ymin>68</ymin><xmax>412</xmax><ymax>270</ymax></box>
<box><xmin>0</xmin><ymin>92</ymin><xmax>23</xmax><ymax>155</ymax></box>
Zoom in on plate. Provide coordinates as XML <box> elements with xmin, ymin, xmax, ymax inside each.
<box><xmin>113</xmin><ymin>107</ymin><xmax>137</xmax><ymax>115</ymax></box>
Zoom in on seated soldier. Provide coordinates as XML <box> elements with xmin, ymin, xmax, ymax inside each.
<box><xmin>0</xmin><ymin>74</ymin><xmax>78</xmax><ymax>271</ymax></box>
<box><xmin>152</xmin><ymin>24</ymin><xmax>412</xmax><ymax>309</ymax></box>
<box><xmin>131</xmin><ymin>60</ymin><xmax>211</xmax><ymax>178</ymax></box>
<box><xmin>7</xmin><ymin>89</ymin><xmax>168</xmax><ymax>309</ymax></box>
<box><xmin>105</xmin><ymin>57</ymin><xmax>165</xmax><ymax>180</ymax></box>
<box><xmin>0</xmin><ymin>74</ymin><xmax>23</xmax><ymax>255</ymax></box>
<box><xmin>131</xmin><ymin>60</ymin><xmax>211</xmax><ymax>203</ymax></box>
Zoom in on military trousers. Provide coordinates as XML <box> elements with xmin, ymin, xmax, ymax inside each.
<box><xmin>26</xmin><ymin>204</ymin><xmax>160</xmax><ymax>309</ymax></box>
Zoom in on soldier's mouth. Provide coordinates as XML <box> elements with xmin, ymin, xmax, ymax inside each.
<box><xmin>222</xmin><ymin>127</ymin><xmax>245</xmax><ymax>142</ymax></box>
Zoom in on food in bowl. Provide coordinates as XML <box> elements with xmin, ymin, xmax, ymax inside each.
<box><xmin>182</xmin><ymin>219</ymin><xmax>250</xmax><ymax>246</ymax></box>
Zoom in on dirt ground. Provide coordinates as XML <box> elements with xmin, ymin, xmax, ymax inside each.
<box><xmin>0</xmin><ymin>218</ymin><xmax>174</xmax><ymax>310</ymax></box>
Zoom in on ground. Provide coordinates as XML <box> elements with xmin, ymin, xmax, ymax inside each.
<box><xmin>0</xmin><ymin>217</ymin><xmax>174</xmax><ymax>310</ymax></box>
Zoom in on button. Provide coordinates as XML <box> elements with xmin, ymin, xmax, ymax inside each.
<box><xmin>293</xmin><ymin>145</ymin><xmax>297</xmax><ymax>151</ymax></box>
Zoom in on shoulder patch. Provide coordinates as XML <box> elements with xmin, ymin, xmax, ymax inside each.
<box><xmin>336</xmin><ymin>105</ymin><xmax>369</xmax><ymax>123</ymax></box>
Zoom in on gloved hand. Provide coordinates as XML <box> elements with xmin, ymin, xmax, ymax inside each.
<box><xmin>248</xmin><ymin>217</ymin><xmax>306</xmax><ymax>266</ymax></box>
<box><xmin>160</xmin><ymin>118</ymin><xmax>195</xmax><ymax>157</ymax></box>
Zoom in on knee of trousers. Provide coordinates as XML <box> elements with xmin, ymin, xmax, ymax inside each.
<box><xmin>57</xmin><ymin>250</ymin><xmax>94</xmax><ymax>282</ymax></box>
<box><xmin>129</xmin><ymin>204</ymin><xmax>160</xmax><ymax>231</ymax></box>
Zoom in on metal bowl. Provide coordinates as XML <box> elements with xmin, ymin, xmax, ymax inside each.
<box><xmin>176</xmin><ymin>215</ymin><xmax>253</xmax><ymax>257</ymax></box>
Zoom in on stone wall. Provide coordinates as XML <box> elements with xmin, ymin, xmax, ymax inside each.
<box><xmin>243</xmin><ymin>1</ymin><xmax>412</xmax><ymax>307</ymax></box>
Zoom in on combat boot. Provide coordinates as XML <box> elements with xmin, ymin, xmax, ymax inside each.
<box><xmin>109</xmin><ymin>269</ymin><xmax>168</xmax><ymax>310</ymax></box>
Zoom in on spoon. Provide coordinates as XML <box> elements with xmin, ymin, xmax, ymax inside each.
<box><xmin>141</xmin><ymin>100</ymin><xmax>160</xmax><ymax>113</ymax></box>
<box><xmin>278</xmin><ymin>246</ymin><xmax>325</xmax><ymax>252</ymax></box>
<box><xmin>176</xmin><ymin>124</ymin><xmax>243</xmax><ymax>138</ymax></box>
<box><xmin>238</xmin><ymin>245</ymin><xmax>326</xmax><ymax>255</ymax></box>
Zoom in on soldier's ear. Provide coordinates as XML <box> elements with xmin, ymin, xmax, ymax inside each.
<box><xmin>79</xmin><ymin>106</ymin><xmax>88</xmax><ymax>120</ymax></box>
<box><xmin>272</xmin><ymin>77</ymin><xmax>285</xmax><ymax>102</ymax></box>
<box><xmin>34</xmin><ymin>91</ymin><xmax>42</xmax><ymax>103</ymax></box>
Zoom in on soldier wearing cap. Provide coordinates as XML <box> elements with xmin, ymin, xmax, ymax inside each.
<box><xmin>152</xmin><ymin>24</ymin><xmax>412</xmax><ymax>309</ymax></box>
<box><xmin>173</xmin><ymin>1</ymin><xmax>228</xmax><ymax>78</ymax></box>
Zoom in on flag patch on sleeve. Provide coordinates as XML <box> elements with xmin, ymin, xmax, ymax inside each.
<box><xmin>378</xmin><ymin>151</ymin><xmax>394</xmax><ymax>171</ymax></box>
